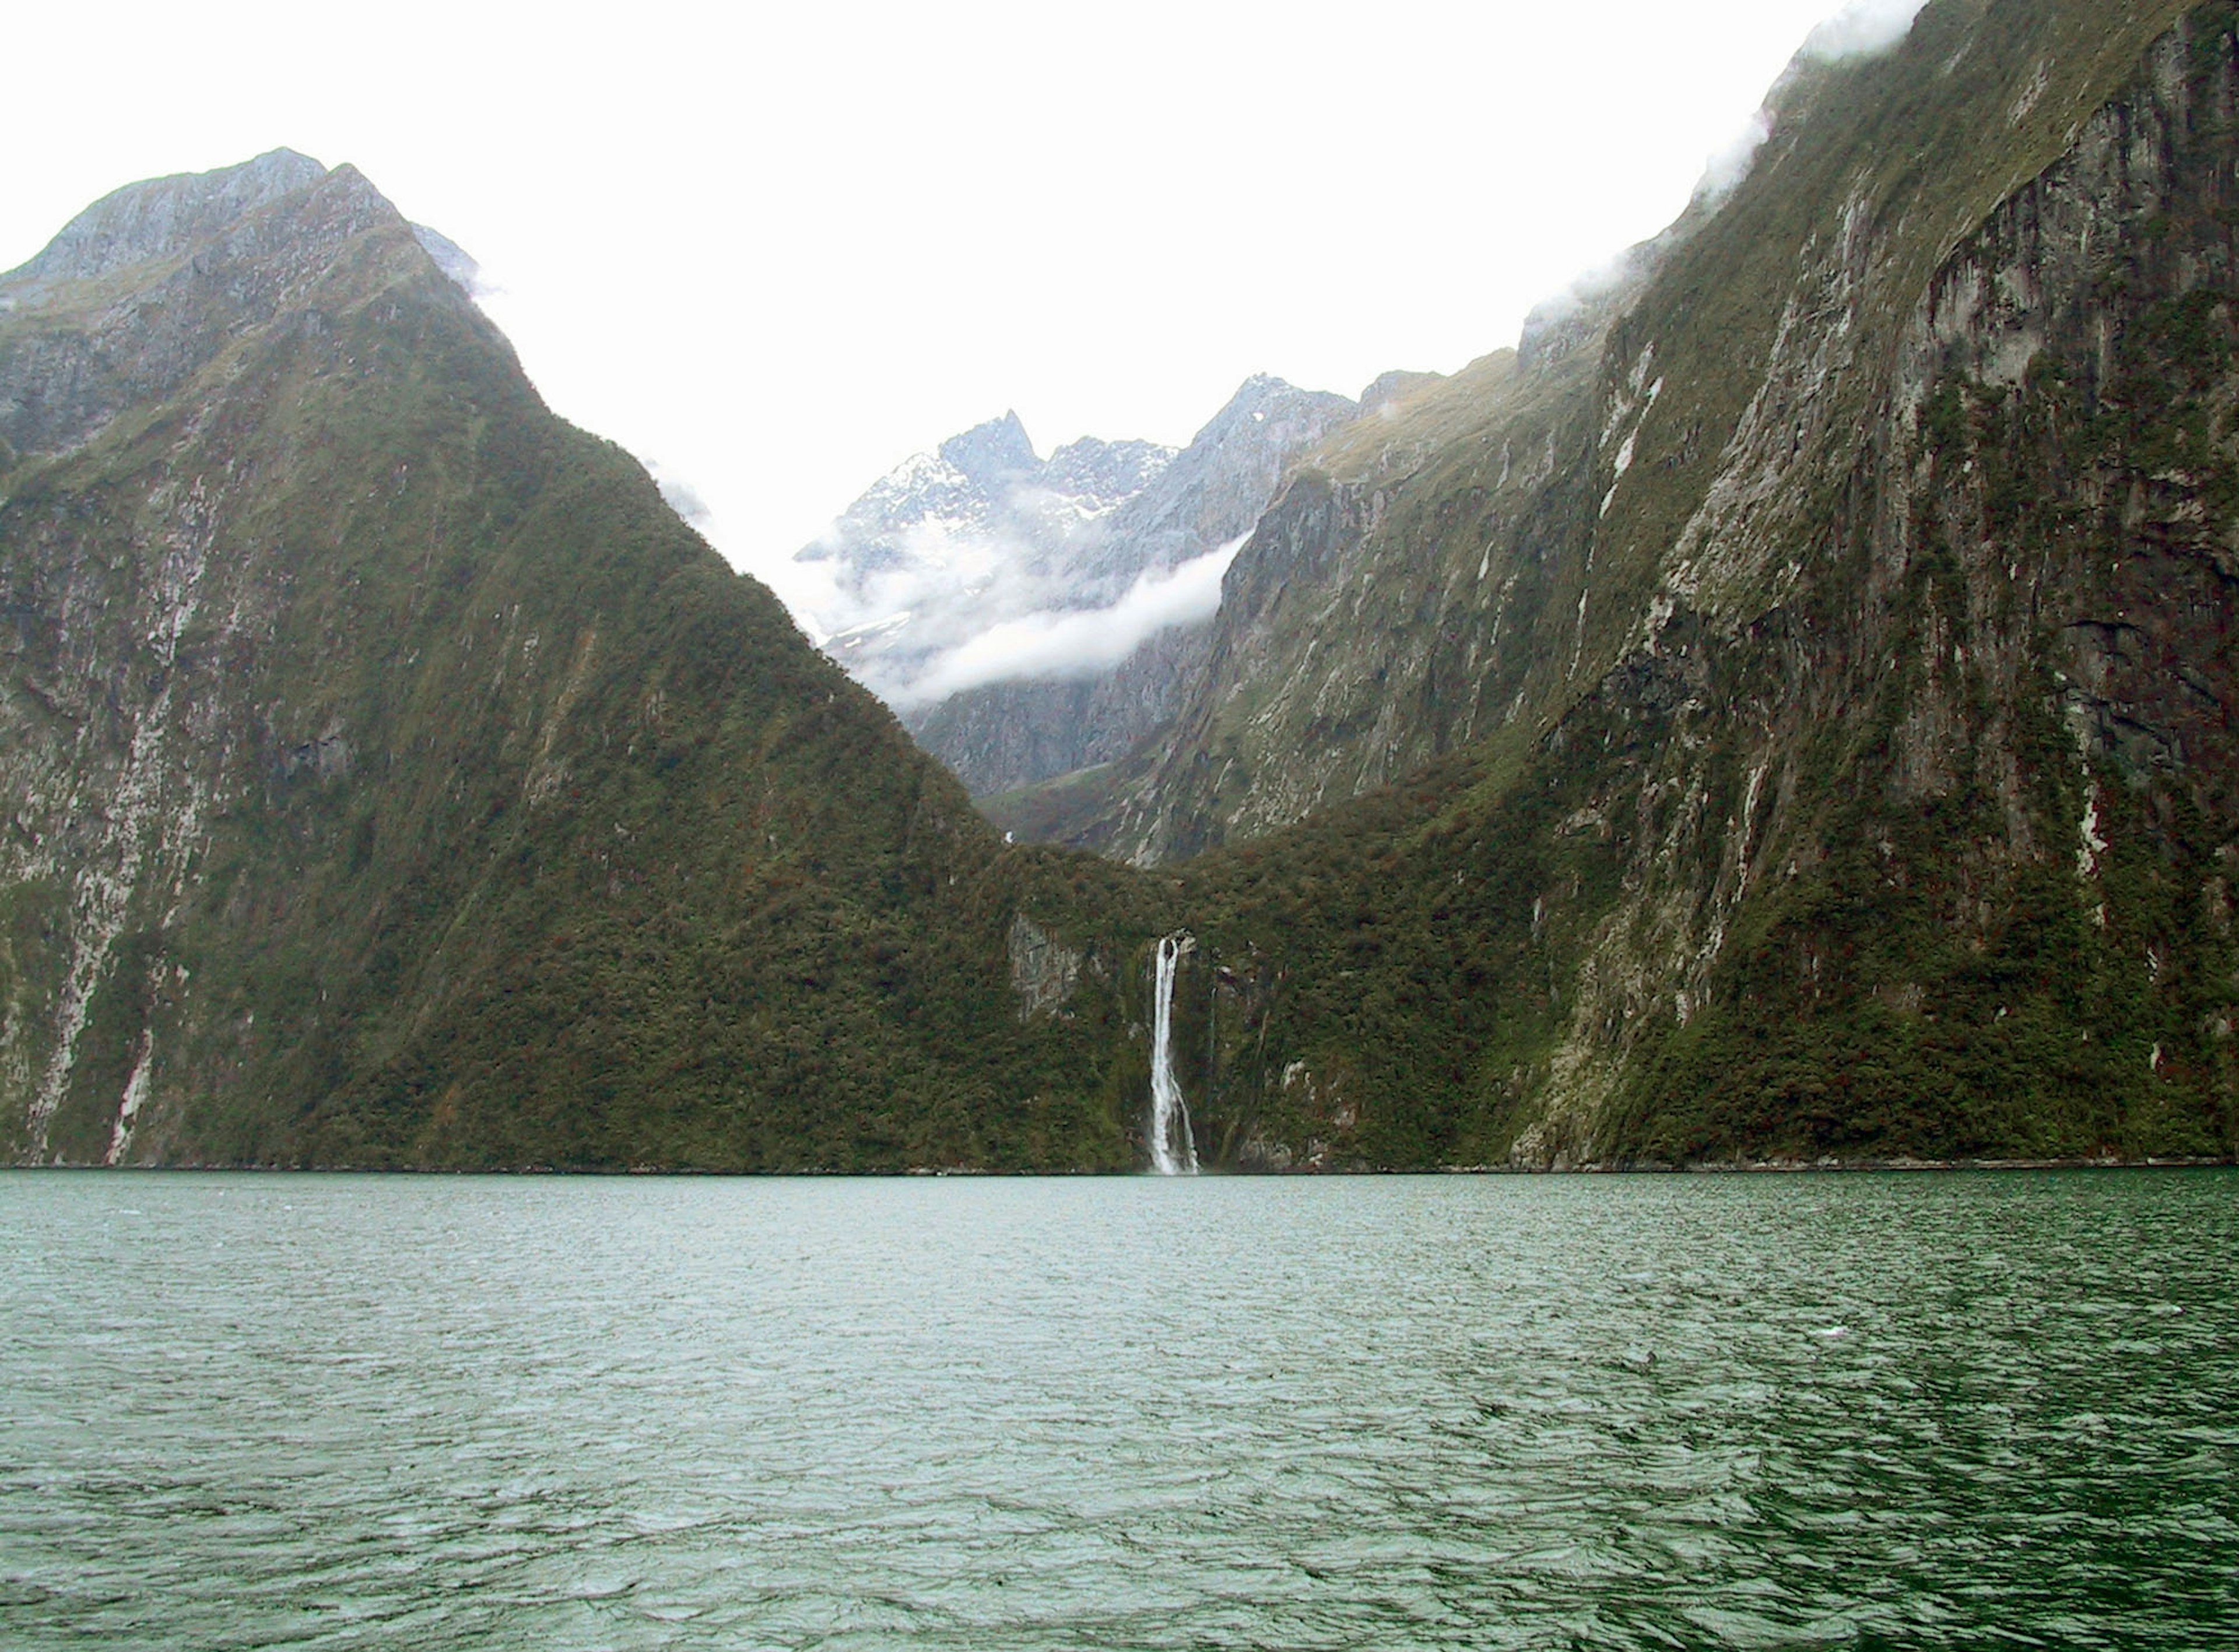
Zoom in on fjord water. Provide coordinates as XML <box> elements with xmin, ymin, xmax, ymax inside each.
<box><xmin>1</xmin><ymin>1173</ymin><xmax>2231</xmax><ymax>1649</ymax></box>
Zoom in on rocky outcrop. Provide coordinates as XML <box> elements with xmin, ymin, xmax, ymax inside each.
<box><xmin>1006</xmin><ymin>913</ymin><xmax>1082</xmax><ymax>1020</ymax></box>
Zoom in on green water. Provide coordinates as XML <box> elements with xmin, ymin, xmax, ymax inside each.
<box><xmin>0</xmin><ymin>1170</ymin><xmax>2231</xmax><ymax>1648</ymax></box>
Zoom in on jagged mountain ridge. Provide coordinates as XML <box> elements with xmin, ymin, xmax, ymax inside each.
<box><xmin>799</xmin><ymin>410</ymin><xmax>1177</xmax><ymax>684</ymax></box>
<box><xmin>907</xmin><ymin>375</ymin><xmax>1362</xmax><ymax>794</ymax></box>
<box><xmin>801</xmin><ymin>374</ymin><xmax>1358</xmax><ymax>796</ymax></box>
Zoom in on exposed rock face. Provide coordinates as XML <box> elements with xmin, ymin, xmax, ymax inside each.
<box><xmin>1006</xmin><ymin>913</ymin><xmax>1082</xmax><ymax>1020</ymax></box>
<box><xmin>1076</xmin><ymin>374</ymin><xmax>1361</xmax><ymax>595</ymax></box>
<box><xmin>9</xmin><ymin>149</ymin><xmax>327</xmax><ymax>288</ymax></box>
<box><xmin>1069</xmin><ymin>343</ymin><xmax>1602</xmax><ymax>864</ymax></box>
<box><xmin>1117</xmin><ymin>0</ymin><xmax>2239</xmax><ymax>1171</ymax></box>
<box><xmin>0</xmin><ymin>153</ymin><xmax>401</xmax><ymax>462</ymax></box>
<box><xmin>913</xmin><ymin>620</ymin><xmax>1211</xmax><ymax>797</ymax></box>
<box><xmin>409</xmin><ymin>223</ymin><xmax>482</xmax><ymax>296</ymax></box>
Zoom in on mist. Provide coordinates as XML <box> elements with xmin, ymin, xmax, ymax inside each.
<box><xmin>1688</xmin><ymin>0</ymin><xmax>1930</xmax><ymax>216</ymax></box>
<box><xmin>1804</xmin><ymin>0</ymin><xmax>1930</xmax><ymax>59</ymax></box>
<box><xmin>882</xmin><ymin>535</ymin><xmax>1246</xmax><ymax>710</ymax></box>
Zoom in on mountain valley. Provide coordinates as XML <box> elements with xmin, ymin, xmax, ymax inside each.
<box><xmin>6</xmin><ymin>0</ymin><xmax>2239</xmax><ymax>1171</ymax></box>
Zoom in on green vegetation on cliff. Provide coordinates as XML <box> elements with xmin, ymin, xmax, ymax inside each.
<box><xmin>0</xmin><ymin>162</ymin><xmax>1138</xmax><ymax>1171</ymax></box>
<box><xmin>1101</xmin><ymin>0</ymin><xmax>2239</xmax><ymax>1169</ymax></box>
<box><xmin>9</xmin><ymin>0</ymin><xmax>2239</xmax><ymax>1172</ymax></box>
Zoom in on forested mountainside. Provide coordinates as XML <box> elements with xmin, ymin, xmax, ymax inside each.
<box><xmin>8</xmin><ymin>0</ymin><xmax>2238</xmax><ymax>1173</ymax></box>
<box><xmin>0</xmin><ymin>153</ymin><xmax>1148</xmax><ymax>1170</ymax></box>
<box><xmin>1035</xmin><ymin>0</ymin><xmax>2238</xmax><ymax>1167</ymax></box>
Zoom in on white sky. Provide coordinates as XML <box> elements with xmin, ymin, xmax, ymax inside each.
<box><xmin>5</xmin><ymin>0</ymin><xmax>1901</xmax><ymax>606</ymax></box>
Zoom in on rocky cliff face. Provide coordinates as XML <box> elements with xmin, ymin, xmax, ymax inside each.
<box><xmin>0</xmin><ymin>154</ymin><xmax>1139</xmax><ymax>1170</ymax></box>
<box><xmin>1117</xmin><ymin>0</ymin><xmax>2239</xmax><ymax>1169</ymax></box>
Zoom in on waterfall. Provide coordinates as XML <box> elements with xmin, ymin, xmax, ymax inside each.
<box><xmin>1149</xmin><ymin>934</ymin><xmax>1200</xmax><ymax>1176</ymax></box>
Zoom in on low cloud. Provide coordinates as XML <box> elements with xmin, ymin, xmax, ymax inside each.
<box><xmin>887</xmin><ymin>535</ymin><xmax>1247</xmax><ymax>708</ymax></box>
<box><xmin>1695</xmin><ymin>110</ymin><xmax>1774</xmax><ymax>208</ymax></box>
<box><xmin>409</xmin><ymin>223</ymin><xmax>492</xmax><ymax>300</ymax></box>
<box><xmin>652</xmin><ymin>468</ymin><xmax>713</xmax><ymax>528</ymax></box>
<box><xmin>1803</xmin><ymin>0</ymin><xmax>1929</xmax><ymax>61</ymax></box>
<box><xmin>809</xmin><ymin>516</ymin><xmax>1022</xmax><ymax>652</ymax></box>
<box><xmin>1686</xmin><ymin>0</ymin><xmax>1929</xmax><ymax>209</ymax></box>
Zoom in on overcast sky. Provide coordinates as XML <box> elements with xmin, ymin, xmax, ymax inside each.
<box><xmin>6</xmin><ymin>0</ymin><xmax>1915</xmax><ymax>609</ymax></box>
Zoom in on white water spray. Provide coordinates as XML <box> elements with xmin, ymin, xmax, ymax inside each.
<box><xmin>1149</xmin><ymin>934</ymin><xmax>1200</xmax><ymax>1176</ymax></box>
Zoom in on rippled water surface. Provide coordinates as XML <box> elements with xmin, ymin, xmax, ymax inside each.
<box><xmin>2</xmin><ymin>1171</ymin><xmax>2233</xmax><ymax>1648</ymax></box>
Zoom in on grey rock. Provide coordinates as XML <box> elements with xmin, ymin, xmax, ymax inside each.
<box><xmin>1007</xmin><ymin>913</ymin><xmax>1082</xmax><ymax>1020</ymax></box>
<box><xmin>7</xmin><ymin>149</ymin><xmax>328</xmax><ymax>288</ymax></box>
<box><xmin>0</xmin><ymin>157</ymin><xmax>478</xmax><ymax>469</ymax></box>
<box><xmin>410</xmin><ymin>223</ymin><xmax>482</xmax><ymax>296</ymax></box>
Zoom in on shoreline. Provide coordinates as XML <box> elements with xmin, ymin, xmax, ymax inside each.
<box><xmin>5</xmin><ymin>1155</ymin><xmax>2233</xmax><ymax>1177</ymax></box>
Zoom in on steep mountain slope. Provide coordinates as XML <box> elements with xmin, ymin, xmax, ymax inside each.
<box><xmin>1048</xmin><ymin>1</ymin><xmax>2199</xmax><ymax>869</ymax></box>
<box><xmin>10</xmin><ymin>0</ymin><xmax>2233</xmax><ymax>1179</ymax></box>
<box><xmin>0</xmin><ymin>154</ymin><xmax>1143</xmax><ymax>1169</ymax></box>
<box><xmin>1115</xmin><ymin>0</ymin><xmax>2239</xmax><ymax>1168</ymax></box>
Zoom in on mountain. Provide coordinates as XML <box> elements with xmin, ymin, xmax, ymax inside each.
<box><xmin>9</xmin><ymin>0</ymin><xmax>2236</xmax><ymax>1177</ymax></box>
<box><xmin>914</xmin><ymin>375</ymin><xmax>1364</xmax><ymax>796</ymax></box>
<box><xmin>799</xmin><ymin>375</ymin><xmax>1358</xmax><ymax>796</ymax></box>
<box><xmin>796</xmin><ymin>411</ymin><xmax>1177</xmax><ymax>697</ymax></box>
<box><xmin>1096</xmin><ymin>0</ymin><xmax>2239</xmax><ymax>1168</ymax></box>
<box><xmin>0</xmin><ymin>152</ymin><xmax>1146</xmax><ymax>1170</ymax></box>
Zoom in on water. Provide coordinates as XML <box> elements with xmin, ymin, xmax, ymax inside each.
<box><xmin>1147</xmin><ymin>935</ymin><xmax>1198</xmax><ymax>1176</ymax></box>
<box><xmin>1</xmin><ymin>1171</ymin><xmax>2233</xmax><ymax>1649</ymax></box>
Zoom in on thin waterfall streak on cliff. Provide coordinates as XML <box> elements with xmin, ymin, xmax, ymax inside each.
<box><xmin>1149</xmin><ymin>935</ymin><xmax>1199</xmax><ymax>1176</ymax></box>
